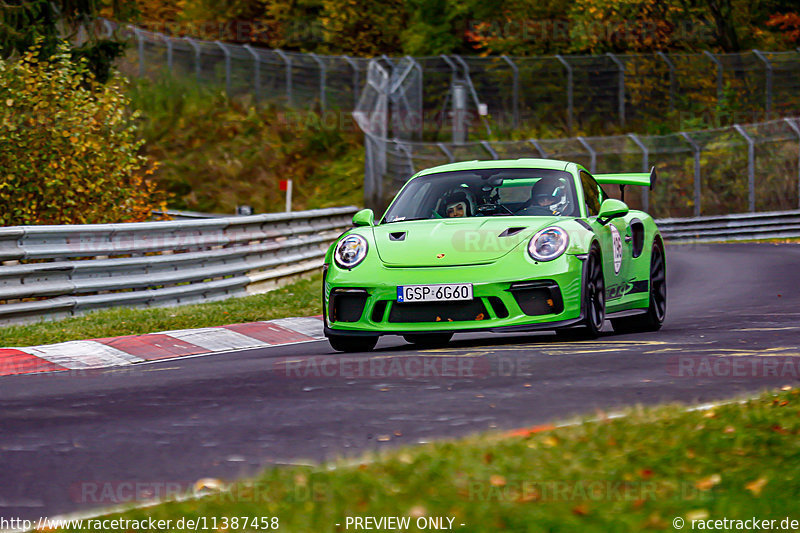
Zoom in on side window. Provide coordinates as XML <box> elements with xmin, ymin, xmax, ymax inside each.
<box><xmin>580</xmin><ymin>171</ymin><xmax>602</xmax><ymax>217</ymax></box>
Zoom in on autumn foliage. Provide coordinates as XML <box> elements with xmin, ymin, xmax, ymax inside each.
<box><xmin>121</xmin><ymin>0</ymin><xmax>800</xmax><ymax>56</ymax></box>
<box><xmin>0</xmin><ymin>43</ymin><xmax>165</xmax><ymax>226</ymax></box>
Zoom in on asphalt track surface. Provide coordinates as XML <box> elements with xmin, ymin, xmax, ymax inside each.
<box><xmin>2</xmin><ymin>243</ymin><xmax>800</xmax><ymax>520</ymax></box>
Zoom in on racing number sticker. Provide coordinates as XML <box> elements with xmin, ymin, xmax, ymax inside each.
<box><xmin>609</xmin><ymin>224</ymin><xmax>623</xmax><ymax>274</ymax></box>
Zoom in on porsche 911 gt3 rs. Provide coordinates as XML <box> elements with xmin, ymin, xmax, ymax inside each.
<box><xmin>322</xmin><ymin>159</ymin><xmax>666</xmax><ymax>352</ymax></box>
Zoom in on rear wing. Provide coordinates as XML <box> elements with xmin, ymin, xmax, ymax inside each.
<box><xmin>593</xmin><ymin>167</ymin><xmax>657</xmax><ymax>201</ymax></box>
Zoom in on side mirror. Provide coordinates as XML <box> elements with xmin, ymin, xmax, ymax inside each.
<box><xmin>352</xmin><ymin>208</ymin><xmax>374</xmax><ymax>227</ymax></box>
<box><xmin>597</xmin><ymin>199</ymin><xmax>629</xmax><ymax>225</ymax></box>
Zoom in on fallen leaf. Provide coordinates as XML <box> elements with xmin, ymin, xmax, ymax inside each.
<box><xmin>723</xmin><ymin>426</ymin><xmax>735</xmax><ymax>434</ymax></box>
<box><xmin>686</xmin><ymin>509</ymin><xmax>710</xmax><ymax>521</ymax></box>
<box><xmin>377</xmin><ymin>435</ymin><xmax>391</xmax><ymax>442</ymax></box>
<box><xmin>572</xmin><ymin>504</ymin><xmax>589</xmax><ymax>516</ymax></box>
<box><xmin>543</xmin><ymin>436</ymin><xmax>559</xmax><ymax>447</ymax></box>
<box><xmin>745</xmin><ymin>477</ymin><xmax>768</xmax><ymax>496</ymax></box>
<box><xmin>695</xmin><ymin>474</ymin><xmax>721</xmax><ymax>490</ymax></box>
<box><xmin>490</xmin><ymin>475</ymin><xmax>506</xmax><ymax>487</ymax></box>
<box><xmin>408</xmin><ymin>506</ymin><xmax>426</xmax><ymax>518</ymax></box>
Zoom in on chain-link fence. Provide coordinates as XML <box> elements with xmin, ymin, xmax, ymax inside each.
<box><xmin>368</xmin><ymin>117</ymin><xmax>800</xmax><ymax>218</ymax></box>
<box><xmin>112</xmin><ymin>21</ymin><xmax>800</xmax><ymax>128</ymax></box>
<box><xmin>103</xmin><ymin>21</ymin><xmax>800</xmax><ymax>218</ymax></box>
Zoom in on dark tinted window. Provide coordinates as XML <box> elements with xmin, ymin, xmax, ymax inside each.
<box><xmin>580</xmin><ymin>171</ymin><xmax>602</xmax><ymax>217</ymax></box>
<box><xmin>382</xmin><ymin>168</ymin><xmax>580</xmax><ymax>223</ymax></box>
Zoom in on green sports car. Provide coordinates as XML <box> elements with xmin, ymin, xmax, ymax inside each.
<box><xmin>322</xmin><ymin>159</ymin><xmax>666</xmax><ymax>352</ymax></box>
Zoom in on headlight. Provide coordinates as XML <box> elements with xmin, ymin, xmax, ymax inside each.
<box><xmin>334</xmin><ymin>234</ymin><xmax>368</xmax><ymax>269</ymax></box>
<box><xmin>528</xmin><ymin>226</ymin><xmax>569</xmax><ymax>261</ymax></box>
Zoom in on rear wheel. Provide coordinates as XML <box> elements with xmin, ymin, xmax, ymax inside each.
<box><xmin>402</xmin><ymin>333</ymin><xmax>454</xmax><ymax>347</ymax></box>
<box><xmin>611</xmin><ymin>242</ymin><xmax>666</xmax><ymax>333</ymax></box>
<box><xmin>327</xmin><ymin>334</ymin><xmax>378</xmax><ymax>353</ymax></box>
<box><xmin>557</xmin><ymin>247</ymin><xmax>605</xmax><ymax>339</ymax></box>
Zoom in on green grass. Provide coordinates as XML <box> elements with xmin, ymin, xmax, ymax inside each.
<box><xmin>0</xmin><ymin>273</ymin><xmax>321</xmax><ymax>348</ymax></box>
<box><xmin>56</xmin><ymin>389</ymin><xmax>800</xmax><ymax>532</ymax></box>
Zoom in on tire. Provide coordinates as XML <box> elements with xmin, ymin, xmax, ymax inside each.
<box><xmin>327</xmin><ymin>334</ymin><xmax>378</xmax><ymax>353</ymax></box>
<box><xmin>611</xmin><ymin>242</ymin><xmax>667</xmax><ymax>333</ymax></box>
<box><xmin>557</xmin><ymin>246</ymin><xmax>605</xmax><ymax>340</ymax></box>
<box><xmin>402</xmin><ymin>332</ymin><xmax>454</xmax><ymax>347</ymax></box>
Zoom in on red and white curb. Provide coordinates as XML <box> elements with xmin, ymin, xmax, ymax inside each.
<box><xmin>0</xmin><ymin>316</ymin><xmax>325</xmax><ymax>377</ymax></box>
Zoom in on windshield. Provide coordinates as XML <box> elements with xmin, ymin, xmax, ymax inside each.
<box><xmin>382</xmin><ymin>168</ymin><xmax>579</xmax><ymax>223</ymax></box>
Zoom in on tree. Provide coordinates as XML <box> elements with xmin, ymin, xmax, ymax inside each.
<box><xmin>0</xmin><ymin>42</ymin><xmax>165</xmax><ymax>225</ymax></box>
<box><xmin>0</xmin><ymin>0</ymin><xmax>125</xmax><ymax>82</ymax></box>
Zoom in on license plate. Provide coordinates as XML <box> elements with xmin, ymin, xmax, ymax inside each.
<box><xmin>397</xmin><ymin>283</ymin><xmax>473</xmax><ymax>303</ymax></box>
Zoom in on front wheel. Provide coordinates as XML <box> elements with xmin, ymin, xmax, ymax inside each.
<box><xmin>557</xmin><ymin>247</ymin><xmax>605</xmax><ymax>340</ymax></box>
<box><xmin>611</xmin><ymin>242</ymin><xmax>666</xmax><ymax>333</ymax></box>
<box><xmin>327</xmin><ymin>334</ymin><xmax>378</xmax><ymax>353</ymax></box>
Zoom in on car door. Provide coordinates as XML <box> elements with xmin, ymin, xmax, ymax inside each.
<box><xmin>579</xmin><ymin>170</ymin><xmax>630</xmax><ymax>299</ymax></box>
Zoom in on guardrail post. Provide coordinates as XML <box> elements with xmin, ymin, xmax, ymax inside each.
<box><xmin>343</xmin><ymin>55</ymin><xmax>360</xmax><ymax>106</ymax></box>
<box><xmin>528</xmin><ymin>139</ymin><xmax>548</xmax><ymax>158</ymax></box>
<box><xmin>752</xmin><ymin>50</ymin><xmax>773</xmax><ymax>114</ymax></box>
<box><xmin>437</xmin><ymin>143</ymin><xmax>455</xmax><ymax>163</ymax></box>
<box><xmin>555</xmin><ymin>55</ymin><xmax>573</xmax><ymax>132</ymax></box>
<box><xmin>703</xmin><ymin>51</ymin><xmax>724</xmax><ymax>103</ymax></box>
<box><xmin>501</xmin><ymin>55</ymin><xmax>519</xmax><ymax>130</ymax></box>
<box><xmin>680</xmin><ymin>132</ymin><xmax>702</xmax><ymax>216</ymax></box>
<box><xmin>275</xmin><ymin>49</ymin><xmax>293</xmax><ymax>106</ymax></box>
<box><xmin>784</xmin><ymin>117</ymin><xmax>800</xmax><ymax>209</ymax></box>
<box><xmin>309</xmin><ymin>53</ymin><xmax>327</xmax><ymax>112</ymax></box>
<box><xmin>628</xmin><ymin>133</ymin><xmax>650</xmax><ymax>211</ymax></box>
<box><xmin>606</xmin><ymin>53</ymin><xmax>625</xmax><ymax>127</ymax></box>
<box><xmin>215</xmin><ymin>41</ymin><xmax>232</xmax><ymax>96</ymax></box>
<box><xmin>576</xmin><ymin>136</ymin><xmax>597</xmax><ymax>173</ymax></box>
<box><xmin>657</xmin><ymin>52</ymin><xmax>676</xmax><ymax>112</ymax></box>
<box><xmin>184</xmin><ymin>37</ymin><xmax>202</xmax><ymax>81</ymax></box>
<box><xmin>243</xmin><ymin>45</ymin><xmax>261</xmax><ymax>102</ymax></box>
<box><xmin>481</xmin><ymin>141</ymin><xmax>499</xmax><ymax>160</ymax></box>
<box><xmin>733</xmin><ymin>125</ymin><xmax>756</xmax><ymax>212</ymax></box>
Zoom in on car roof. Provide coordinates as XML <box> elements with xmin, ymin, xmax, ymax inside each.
<box><xmin>414</xmin><ymin>158</ymin><xmax>573</xmax><ymax>177</ymax></box>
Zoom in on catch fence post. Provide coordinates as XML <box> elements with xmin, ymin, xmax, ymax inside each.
<box><xmin>628</xmin><ymin>133</ymin><xmax>650</xmax><ymax>211</ymax></box>
<box><xmin>680</xmin><ymin>132</ymin><xmax>702</xmax><ymax>216</ymax></box>
<box><xmin>733</xmin><ymin>124</ymin><xmax>756</xmax><ymax>212</ymax></box>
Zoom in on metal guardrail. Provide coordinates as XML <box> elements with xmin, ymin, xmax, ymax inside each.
<box><xmin>0</xmin><ymin>205</ymin><xmax>793</xmax><ymax>326</ymax></box>
<box><xmin>0</xmin><ymin>207</ymin><xmax>358</xmax><ymax>326</ymax></box>
<box><xmin>657</xmin><ymin>210</ymin><xmax>800</xmax><ymax>242</ymax></box>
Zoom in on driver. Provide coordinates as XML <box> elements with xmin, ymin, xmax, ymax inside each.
<box><xmin>525</xmin><ymin>177</ymin><xmax>571</xmax><ymax>216</ymax></box>
<box><xmin>446</xmin><ymin>200</ymin><xmax>468</xmax><ymax>218</ymax></box>
<box><xmin>440</xmin><ymin>188</ymin><xmax>475</xmax><ymax>218</ymax></box>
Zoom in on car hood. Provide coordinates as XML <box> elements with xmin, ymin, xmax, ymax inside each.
<box><xmin>372</xmin><ymin>217</ymin><xmax>561</xmax><ymax>267</ymax></box>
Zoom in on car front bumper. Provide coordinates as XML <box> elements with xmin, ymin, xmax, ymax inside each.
<box><xmin>323</xmin><ymin>253</ymin><xmax>586</xmax><ymax>337</ymax></box>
